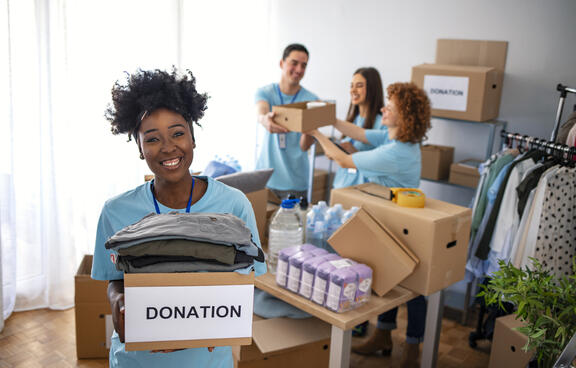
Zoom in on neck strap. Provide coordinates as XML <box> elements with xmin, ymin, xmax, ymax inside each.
<box><xmin>150</xmin><ymin>177</ymin><xmax>195</xmax><ymax>214</ymax></box>
<box><xmin>276</xmin><ymin>83</ymin><xmax>301</xmax><ymax>105</ymax></box>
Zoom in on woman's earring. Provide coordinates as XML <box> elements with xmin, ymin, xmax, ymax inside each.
<box><xmin>140</xmin><ymin>153</ymin><xmax>145</xmax><ymax>160</ymax></box>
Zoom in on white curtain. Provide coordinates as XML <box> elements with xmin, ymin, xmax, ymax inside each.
<box><xmin>1</xmin><ymin>0</ymin><xmax>271</xmax><ymax>320</ymax></box>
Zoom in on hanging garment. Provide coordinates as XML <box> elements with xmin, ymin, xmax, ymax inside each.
<box><xmin>567</xmin><ymin>123</ymin><xmax>576</xmax><ymax>147</ymax></box>
<box><xmin>533</xmin><ymin>166</ymin><xmax>576</xmax><ymax>277</ymax></box>
<box><xmin>556</xmin><ymin>111</ymin><xmax>576</xmax><ymax>144</ymax></box>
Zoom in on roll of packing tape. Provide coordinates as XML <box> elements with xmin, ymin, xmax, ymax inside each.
<box><xmin>306</xmin><ymin>101</ymin><xmax>327</xmax><ymax>109</ymax></box>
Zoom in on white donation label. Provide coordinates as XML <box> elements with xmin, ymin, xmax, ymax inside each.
<box><xmin>124</xmin><ymin>284</ymin><xmax>254</xmax><ymax>343</ymax></box>
<box><xmin>423</xmin><ymin>75</ymin><xmax>469</xmax><ymax>112</ymax></box>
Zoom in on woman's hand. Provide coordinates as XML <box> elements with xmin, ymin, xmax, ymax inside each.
<box><xmin>108</xmin><ymin>280</ymin><xmax>126</xmax><ymax>343</ymax></box>
<box><xmin>339</xmin><ymin>141</ymin><xmax>357</xmax><ymax>154</ymax></box>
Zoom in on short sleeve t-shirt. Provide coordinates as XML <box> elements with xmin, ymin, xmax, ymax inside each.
<box><xmin>255</xmin><ymin>83</ymin><xmax>318</xmax><ymax>191</ymax></box>
<box><xmin>350</xmin><ymin>130</ymin><xmax>421</xmax><ymax>188</ymax></box>
<box><xmin>91</xmin><ymin>176</ymin><xmax>266</xmax><ymax>368</ymax></box>
<box><xmin>333</xmin><ymin>114</ymin><xmax>388</xmax><ymax>188</ymax></box>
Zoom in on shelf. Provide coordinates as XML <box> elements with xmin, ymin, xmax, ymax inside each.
<box><xmin>421</xmin><ymin>177</ymin><xmax>477</xmax><ymax>190</ymax></box>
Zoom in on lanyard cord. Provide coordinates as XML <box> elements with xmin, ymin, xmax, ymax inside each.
<box><xmin>275</xmin><ymin>83</ymin><xmax>301</xmax><ymax>105</ymax></box>
<box><xmin>150</xmin><ymin>177</ymin><xmax>195</xmax><ymax>214</ymax></box>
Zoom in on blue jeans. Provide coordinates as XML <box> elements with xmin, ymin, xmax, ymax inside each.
<box><xmin>377</xmin><ymin>295</ymin><xmax>426</xmax><ymax>344</ymax></box>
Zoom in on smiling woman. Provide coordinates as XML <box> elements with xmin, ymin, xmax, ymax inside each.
<box><xmin>92</xmin><ymin>68</ymin><xmax>267</xmax><ymax>368</ymax></box>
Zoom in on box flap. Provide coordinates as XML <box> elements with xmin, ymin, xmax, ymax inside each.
<box><xmin>76</xmin><ymin>254</ymin><xmax>93</xmax><ymax>276</ymax></box>
<box><xmin>436</xmin><ymin>39</ymin><xmax>508</xmax><ymax>73</ymax></box>
<box><xmin>252</xmin><ymin>317</ymin><xmax>330</xmax><ymax>355</ymax></box>
<box><xmin>422</xmin><ymin>144</ymin><xmax>454</xmax><ymax>152</ymax></box>
<box><xmin>328</xmin><ymin>207</ymin><xmax>418</xmax><ymax>296</ymax></box>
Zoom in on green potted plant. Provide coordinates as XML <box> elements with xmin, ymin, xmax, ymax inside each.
<box><xmin>480</xmin><ymin>258</ymin><xmax>576</xmax><ymax>367</ymax></box>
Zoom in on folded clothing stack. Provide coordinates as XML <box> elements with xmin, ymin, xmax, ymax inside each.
<box><xmin>275</xmin><ymin>244</ymin><xmax>372</xmax><ymax>313</ymax></box>
<box><xmin>105</xmin><ymin>212</ymin><xmax>265</xmax><ymax>274</ymax></box>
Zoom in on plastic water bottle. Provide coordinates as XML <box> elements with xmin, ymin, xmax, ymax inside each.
<box><xmin>324</xmin><ymin>207</ymin><xmax>343</xmax><ymax>251</ymax></box>
<box><xmin>341</xmin><ymin>206</ymin><xmax>360</xmax><ymax>224</ymax></box>
<box><xmin>306</xmin><ymin>205</ymin><xmax>325</xmax><ymax>248</ymax></box>
<box><xmin>267</xmin><ymin>199</ymin><xmax>303</xmax><ymax>274</ymax></box>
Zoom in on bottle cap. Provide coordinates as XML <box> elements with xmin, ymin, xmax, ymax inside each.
<box><xmin>280</xmin><ymin>199</ymin><xmax>299</xmax><ymax>209</ymax></box>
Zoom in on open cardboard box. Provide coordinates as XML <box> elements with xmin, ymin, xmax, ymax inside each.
<box><xmin>328</xmin><ymin>208</ymin><xmax>418</xmax><ymax>297</ymax></box>
<box><xmin>330</xmin><ymin>183</ymin><xmax>471</xmax><ymax>296</ymax></box>
<box><xmin>233</xmin><ymin>316</ymin><xmax>330</xmax><ymax>368</ymax></box>
<box><xmin>272</xmin><ymin>101</ymin><xmax>336</xmax><ymax>132</ymax></box>
<box><xmin>75</xmin><ymin>254</ymin><xmax>112</xmax><ymax>359</ymax></box>
<box><xmin>124</xmin><ymin>272</ymin><xmax>255</xmax><ymax>351</ymax></box>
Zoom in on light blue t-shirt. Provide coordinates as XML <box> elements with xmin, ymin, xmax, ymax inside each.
<box><xmin>333</xmin><ymin>114</ymin><xmax>388</xmax><ymax>188</ymax></box>
<box><xmin>349</xmin><ymin>130</ymin><xmax>421</xmax><ymax>189</ymax></box>
<box><xmin>91</xmin><ymin>176</ymin><xmax>266</xmax><ymax>368</ymax></box>
<box><xmin>255</xmin><ymin>83</ymin><xmax>319</xmax><ymax>191</ymax></box>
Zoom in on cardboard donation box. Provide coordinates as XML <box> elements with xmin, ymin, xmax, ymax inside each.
<box><xmin>245</xmin><ymin>189</ymin><xmax>267</xmax><ymax>241</ymax></box>
<box><xmin>124</xmin><ymin>272</ymin><xmax>255</xmax><ymax>351</ymax></box>
<box><xmin>75</xmin><ymin>255</ymin><xmax>112</xmax><ymax>359</ymax></box>
<box><xmin>272</xmin><ymin>101</ymin><xmax>336</xmax><ymax>132</ymax></box>
<box><xmin>449</xmin><ymin>159</ymin><xmax>482</xmax><ymax>188</ymax></box>
<box><xmin>233</xmin><ymin>317</ymin><xmax>330</xmax><ymax>368</ymax></box>
<box><xmin>328</xmin><ymin>208</ymin><xmax>418</xmax><ymax>296</ymax></box>
<box><xmin>330</xmin><ymin>183</ymin><xmax>471</xmax><ymax>296</ymax></box>
<box><xmin>421</xmin><ymin>144</ymin><xmax>455</xmax><ymax>180</ymax></box>
<box><xmin>411</xmin><ymin>39</ymin><xmax>508</xmax><ymax>122</ymax></box>
<box><xmin>489</xmin><ymin>314</ymin><xmax>533</xmax><ymax>368</ymax></box>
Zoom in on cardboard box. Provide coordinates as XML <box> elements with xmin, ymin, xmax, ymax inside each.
<box><xmin>233</xmin><ymin>317</ymin><xmax>330</xmax><ymax>368</ymax></box>
<box><xmin>449</xmin><ymin>159</ymin><xmax>482</xmax><ymax>188</ymax></box>
<box><xmin>421</xmin><ymin>144</ymin><xmax>454</xmax><ymax>180</ymax></box>
<box><xmin>245</xmin><ymin>188</ymin><xmax>268</xmax><ymax>244</ymax></box>
<box><xmin>272</xmin><ymin>102</ymin><xmax>336</xmax><ymax>132</ymax></box>
<box><xmin>412</xmin><ymin>63</ymin><xmax>501</xmax><ymax>121</ymax></box>
<box><xmin>328</xmin><ymin>208</ymin><xmax>418</xmax><ymax>296</ymax></box>
<box><xmin>412</xmin><ymin>39</ymin><xmax>508</xmax><ymax>122</ymax></box>
<box><xmin>489</xmin><ymin>314</ymin><xmax>533</xmax><ymax>368</ymax></box>
<box><xmin>330</xmin><ymin>183</ymin><xmax>471</xmax><ymax>296</ymax></box>
<box><xmin>75</xmin><ymin>255</ymin><xmax>112</xmax><ymax>359</ymax></box>
<box><xmin>124</xmin><ymin>272</ymin><xmax>255</xmax><ymax>351</ymax></box>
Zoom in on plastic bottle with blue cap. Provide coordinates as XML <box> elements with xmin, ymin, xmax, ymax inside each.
<box><xmin>267</xmin><ymin>198</ymin><xmax>303</xmax><ymax>274</ymax></box>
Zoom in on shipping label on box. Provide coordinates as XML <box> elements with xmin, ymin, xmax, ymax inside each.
<box><xmin>330</xmin><ymin>183</ymin><xmax>471</xmax><ymax>296</ymax></box>
<box><xmin>423</xmin><ymin>75</ymin><xmax>469</xmax><ymax>111</ymax></box>
<box><xmin>124</xmin><ymin>272</ymin><xmax>254</xmax><ymax>351</ymax></box>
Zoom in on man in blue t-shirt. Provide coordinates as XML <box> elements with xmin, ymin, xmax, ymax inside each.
<box><xmin>255</xmin><ymin>43</ymin><xmax>318</xmax><ymax>199</ymax></box>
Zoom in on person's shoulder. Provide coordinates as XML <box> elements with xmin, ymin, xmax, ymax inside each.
<box><xmin>256</xmin><ymin>83</ymin><xmax>275</xmax><ymax>96</ymax></box>
<box><xmin>299</xmin><ymin>86</ymin><xmax>318</xmax><ymax>100</ymax></box>
<box><xmin>206</xmin><ymin>176</ymin><xmax>246</xmax><ymax>199</ymax></box>
<box><xmin>103</xmin><ymin>182</ymin><xmax>148</xmax><ymax>212</ymax></box>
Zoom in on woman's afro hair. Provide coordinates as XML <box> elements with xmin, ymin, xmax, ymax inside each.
<box><xmin>105</xmin><ymin>68</ymin><xmax>208</xmax><ymax>140</ymax></box>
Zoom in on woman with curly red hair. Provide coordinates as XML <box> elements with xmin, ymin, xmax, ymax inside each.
<box><xmin>307</xmin><ymin>82</ymin><xmax>431</xmax><ymax>367</ymax></box>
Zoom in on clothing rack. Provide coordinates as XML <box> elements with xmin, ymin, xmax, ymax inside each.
<box><xmin>551</xmin><ymin>84</ymin><xmax>576</xmax><ymax>142</ymax></box>
<box><xmin>500</xmin><ymin>130</ymin><xmax>576</xmax><ymax>163</ymax></box>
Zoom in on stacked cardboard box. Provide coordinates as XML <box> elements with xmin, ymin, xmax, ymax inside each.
<box><xmin>449</xmin><ymin>159</ymin><xmax>482</xmax><ymax>188</ymax></box>
<box><xmin>330</xmin><ymin>183</ymin><xmax>471</xmax><ymax>296</ymax></box>
<box><xmin>412</xmin><ymin>39</ymin><xmax>508</xmax><ymax>122</ymax></box>
<box><xmin>75</xmin><ymin>255</ymin><xmax>111</xmax><ymax>359</ymax></box>
<box><xmin>421</xmin><ymin>144</ymin><xmax>455</xmax><ymax>180</ymax></box>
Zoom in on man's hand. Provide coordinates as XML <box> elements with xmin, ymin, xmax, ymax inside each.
<box><xmin>261</xmin><ymin>111</ymin><xmax>289</xmax><ymax>134</ymax></box>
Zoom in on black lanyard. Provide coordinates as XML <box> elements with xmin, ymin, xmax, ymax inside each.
<box><xmin>150</xmin><ymin>178</ymin><xmax>195</xmax><ymax>214</ymax></box>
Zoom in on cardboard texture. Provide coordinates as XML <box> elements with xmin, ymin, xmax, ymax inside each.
<box><xmin>245</xmin><ymin>188</ymin><xmax>267</xmax><ymax>243</ymax></box>
<box><xmin>412</xmin><ymin>39</ymin><xmax>508</xmax><ymax>122</ymax></box>
<box><xmin>232</xmin><ymin>317</ymin><xmax>330</xmax><ymax>368</ymax></box>
<box><xmin>330</xmin><ymin>183</ymin><xmax>471</xmax><ymax>296</ymax></box>
<box><xmin>449</xmin><ymin>159</ymin><xmax>482</xmax><ymax>188</ymax></box>
<box><xmin>272</xmin><ymin>102</ymin><xmax>336</xmax><ymax>132</ymax></box>
<box><xmin>75</xmin><ymin>255</ymin><xmax>112</xmax><ymax>359</ymax></box>
<box><xmin>328</xmin><ymin>208</ymin><xmax>418</xmax><ymax>296</ymax></box>
<box><xmin>421</xmin><ymin>144</ymin><xmax>455</xmax><ymax>180</ymax></box>
<box><xmin>489</xmin><ymin>314</ymin><xmax>533</xmax><ymax>368</ymax></box>
<box><xmin>412</xmin><ymin>63</ymin><xmax>501</xmax><ymax>121</ymax></box>
<box><xmin>124</xmin><ymin>272</ymin><xmax>255</xmax><ymax>351</ymax></box>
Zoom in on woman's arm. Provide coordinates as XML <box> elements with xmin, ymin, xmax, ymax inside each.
<box><xmin>308</xmin><ymin>129</ymin><xmax>356</xmax><ymax>169</ymax></box>
<box><xmin>334</xmin><ymin>119</ymin><xmax>369</xmax><ymax>143</ymax></box>
<box><xmin>108</xmin><ymin>280</ymin><xmax>125</xmax><ymax>343</ymax></box>
<box><xmin>300</xmin><ymin>133</ymin><xmax>315</xmax><ymax>151</ymax></box>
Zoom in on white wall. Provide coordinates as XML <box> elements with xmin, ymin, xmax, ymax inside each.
<box><xmin>266</xmin><ymin>0</ymin><xmax>576</xmax><ymax>203</ymax></box>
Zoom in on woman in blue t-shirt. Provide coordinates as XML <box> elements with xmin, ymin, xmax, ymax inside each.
<box><xmin>92</xmin><ymin>68</ymin><xmax>266</xmax><ymax>368</ymax></box>
<box><xmin>332</xmin><ymin>67</ymin><xmax>388</xmax><ymax>188</ymax></box>
<box><xmin>308</xmin><ymin>82</ymin><xmax>431</xmax><ymax>367</ymax></box>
